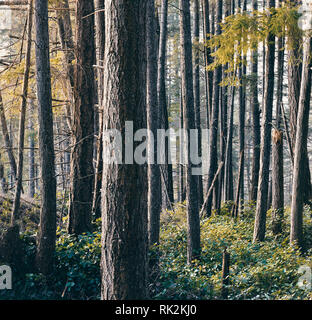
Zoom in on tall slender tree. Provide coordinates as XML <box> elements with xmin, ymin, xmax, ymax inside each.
<box><xmin>202</xmin><ymin>0</ymin><xmax>213</xmax><ymax>121</ymax></box>
<box><xmin>11</xmin><ymin>0</ymin><xmax>33</xmax><ymax>224</ymax></box>
<box><xmin>0</xmin><ymin>90</ymin><xmax>17</xmax><ymax>182</ymax></box>
<box><xmin>250</xmin><ymin>0</ymin><xmax>261</xmax><ymax>202</ymax></box>
<box><xmin>253</xmin><ymin>0</ymin><xmax>275</xmax><ymax>242</ymax></box>
<box><xmin>206</xmin><ymin>0</ymin><xmax>222</xmax><ymax>217</ymax></box>
<box><xmin>68</xmin><ymin>0</ymin><xmax>95</xmax><ymax>235</ymax></box>
<box><xmin>179</xmin><ymin>0</ymin><xmax>201</xmax><ymax>263</ymax></box>
<box><xmin>92</xmin><ymin>0</ymin><xmax>105</xmax><ymax>219</ymax></box>
<box><xmin>147</xmin><ymin>0</ymin><xmax>161</xmax><ymax>246</ymax></box>
<box><xmin>193</xmin><ymin>0</ymin><xmax>203</xmax><ymax>207</ymax></box>
<box><xmin>157</xmin><ymin>0</ymin><xmax>174</xmax><ymax>208</ymax></box>
<box><xmin>35</xmin><ymin>0</ymin><xmax>57</xmax><ymax>274</ymax></box>
<box><xmin>272</xmin><ymin>6</ymin><xmax>285</xmax><ymax>234</ymax></box>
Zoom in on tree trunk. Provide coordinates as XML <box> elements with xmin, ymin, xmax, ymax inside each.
<box><xmin>68</xmin><ymin>0</ymin><xmax>95</xmax><ymax>235</ymax></box>
<box><xmin>271</xmin><ymin>21</ymin><xmax>284</xmax><ymax>235</ymax></box>
<box><xmin>206</xmin><ymin>0</ymin><xmax>222</xmax><ymax>217</ymax></box>
<box><xmin>157</xmin><ymin>0</ymin><xmax>174</xmax><ymax>208</ymax></box>
<box><xmin>179</xmin><ymin>0</ymin><xmax>201</xmax><ymax>263</ymax></box>
<box><xmin>193</xmin><ymin>0</ymin><xmax>203</xmax><ymax>207</ymax></box>
<box><xmin>202</xmin><ymin>0</ymin><xmax>213</xmax><ymax>121</ymax></box>
<box><xmin>11</xmin><ymin>0</ymin><xmax>33</xmax><ymax>224</ymax></box>
<box><xmin>179</xmin><ymin>90</ymin><xmax>185</xmax><ymax>202</ymax></box>
<box><xmin>92</xmin><ymin>0</ymin><xmax>105</xmax><ymax>219</ymax></box>
<box><xmin>101</xmin><ymin>0</ymin><xmax>148</xmax><ymax>300</ymax></box>
<box><xmin>35</xmin><ymin>0</ymin><xmax>57</xmax><ymax>275</ymax></box>
<box><xmin>147</xmin><ymin>0</ymin><xmax>161</xmax><ymax>246</ymax></box>
<box><xmin>0</xmin><ymin>90</ymin><xmax>17</xmax><ymax>181</ymax></box>
<box><xmin>0</xmin><ymin>151</ymin><xmax>7</xmax><ymax>193</ymax></box>
<box><xmin>28</xmin><ymin>106</ymin><xmax>35</xmax><ymax>199</ymax></box>
<box><xmin>56</xmin><ymin>0</ymin><xmax>74</xmax><ymax>130</ymax></box>
<box><xmin>250</xmin><ymin>0</ymin><xmax>261</xmax><ymax>202</ymax></box>
<box><xmin>224</xmin><ymin>86</ymin><xmax>235</xmax><ymax>202</ymax></box>
<box><xmin>219</xmin><ymin>1</ymin><xmax>231</xmax><ymax>205</ymax></box>
<box><xmin>253</xmin><ymin>0</ymin><xmax>275</xmax><ymax>243</ymax></box>
<box><xmin>272</xmin><ymin>130</ymin><xmax>284</xmax><ymax>234</ymax></box>
<box><xmin>290</xmin><ymin>36</ymin><xmax>312</xmax><ymax>248</ymax></box>
<box><xmin>288</xmin><ymin>1</ymin><xmax>312</xmax><ymax>206</ymax></box>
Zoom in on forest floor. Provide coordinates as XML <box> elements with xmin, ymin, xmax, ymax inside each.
<box><xmin>0</xmin><ymin>193</ymin><xmax>39</xmax><ymax>233</ymax></box>
<box><xmin>1</xmin><ymin>201</ymin><xmax>312</xmax><ymax>300</ymax></box>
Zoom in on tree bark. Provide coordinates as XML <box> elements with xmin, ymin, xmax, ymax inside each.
<box><xmin>193</xmin><ymin>0</ymin><xmax>203</xmax><ymax>207</ymax></box>
<box><xmin>202</xmin><ymin>0</ymin><xmax>213</xmax><ymax>122</ymax></box>
<box><xmin>206</xmin><ymin>0</ymin><xmax>222</xmax><ymax>217</ymax></box>
<box><xmin>146</xmin><ymin>0</ymin><xmax>161</xmax><ymax>246</ymax></box>
<box><xmin>92</xmin><ymin>0</ymin><xmax>105</xmax><ymax>219</ymax></box>
<box><xmin>290</xmin><ymin>36</ymin><xmax>312</xmax><ymax>248</ymax></box>
<box><xmin>11</xmin><ymin>0</ymin><xmax>33</xmax><ymax>224</ymax></box>
<box><xmin>253</xmin><ymin>0</ymin><xmax>275</xmax><ymax>242</ymax></box>
<box><xmin>250</xmin><ymin>0</ymin><xmax>261</xmax><ymax>202</ymax></box>
<box><xmin>28</xmin><ymin>105</ymin><xmax>35</xmax><ymax>198</ymax></box>
<box><xmin>271</xmin><ymin>19</ymin><xmax>285</xmax><ymax>235</ymax></box>
<box><xmin>56</xmin><ymin>0</ymin><xmax>74</xmax><ymax>131</ymax></box>
<box><xmin>68</xmin><ymin>0</ymin><xmax>95</xmax><ymax>235</ymax></box>
<box><xmin>288</xmin><ymin>1</ymin><xmax>312</xmax><ymax>206</ymax></box>
<box><xmin>157</xmin><ymin>0</ymin><xmax>174</xmax><ymax>208</ymax></box>
<box><xmin>179</xmin><ymin>0</ymin><xmax>201</xmax><ymax>263</ymax></box>
<box><xmin>101</xmin><ymin>0</ymin><xmax>148</xmax><ymax>300</ymax></box>
<box><xmin>35</xmin><ymin>0</ymin><xmax>57</xmax><ymax>275</ymax></box>
<box><xmin>224</xmin><ymin>86</ymin><xmax>235</xmax><ymax>202</ymax></box>
<box><xmin>0</xmin><ymin>90</ymin><xmax>17</xmax><ymax>181</ymax></box>
<box><xmin>219</xmin><ymin>1</ymin><xmax>231</xmax><ymax>205</ymax></box>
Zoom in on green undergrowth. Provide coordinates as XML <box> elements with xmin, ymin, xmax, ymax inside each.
<box><xmin>151</xmin><ymin>202</ymin><xmax>312</xmax><ymax>300</ymax></box>
<box><xmin>1</xmin><ymin>202</ymin><xmax>312</xmax><ymax>300</ymax></box>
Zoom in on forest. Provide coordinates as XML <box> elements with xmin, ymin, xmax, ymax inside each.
<box><xmin>0</xmin><ymin>0</ymin><xmax>312</xmax><ymax>302</ymax></box>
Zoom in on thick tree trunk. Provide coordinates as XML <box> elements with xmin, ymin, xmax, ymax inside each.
<box><xmin>179</xmin><ymin>0</ymin><xmax>201</xmax><ymax>263</ymax></box>
<box><xmin>101</xmin><ymin>0</ymin><xmax>148</xmax><ymax>300</ymax></box>
<box><xmin>253</xmin><ymin>0</ymin><xmax>275</xmax><ymax>242</ymax></box>
<box><xmin>288</xmin><ymin>6</ymin><xmax>312</xmax><ymax>207</ymax></box>
<box><xmin>35</xmin><ymin>0</ymin><xmax>57</xmax><ymax>275</ymax></box>
<box><xmin>290</xmin><ymin>37</ymin><xmax>312</xmax><ymax>248</ymax></box>
<box><xmin>68</xmin><ymin>0</ymin><xmax>95</xmax><ymax>235</ymax></box>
